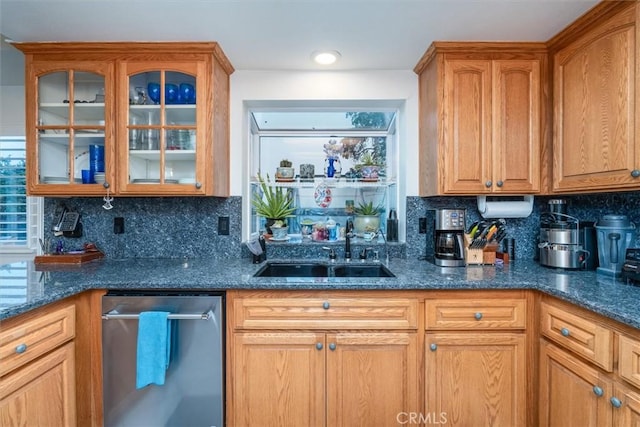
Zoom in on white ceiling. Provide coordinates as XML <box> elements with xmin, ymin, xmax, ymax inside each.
<box><xmin>0</xmin><ymin>0</ymin><xmax>600</xmax><ymax>72</ymax></box>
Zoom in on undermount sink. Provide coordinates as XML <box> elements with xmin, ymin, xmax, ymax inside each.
<box><xmin>253</xmin><ymin>262</ymin><xmax>395</xmax><ymax>278</ymax></box>
<box><xmin>253</xmin><ymin>262</ymin><xmax>329</xmax><ymax>277</ymax></box>
<box><xmin>332</xmin><ymin>264</ymin><xmax>395</xmax><ymax>278</ymax></box>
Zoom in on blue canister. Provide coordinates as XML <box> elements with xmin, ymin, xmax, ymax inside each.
<box><xmin>326</xmin><ymin>218</ymin><xmax>337</xmax><ymax>241</ymax></box>
<box><xmin>89</xmin><ymin>145</ymin><xmax>105</xmax><ymax>173</ymax></box>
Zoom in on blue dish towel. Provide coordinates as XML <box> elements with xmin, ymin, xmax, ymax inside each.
<box><xmin>136</xmin><ymin>311</ymin><xmax>172</xmax><ymax>389</ymax></box>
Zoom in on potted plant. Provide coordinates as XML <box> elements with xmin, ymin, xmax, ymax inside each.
<box><xmin>355</xmin><ymin>150</ymin><xmax>382</xmax><ymax>181</ymax></box>
<box><xmin>275</xmin><ymin>159</ymin><xmax>295</xmax><ymax>180</ymax></box>
<box><xmin>353</xmin><ymin>200</ymin><xmax>381</xmax><ymax>235</ymax></box>
<box><xmin>251</xmin><ymin>174</ymin><xmax>296</xmax><ymax>234</ymax></box>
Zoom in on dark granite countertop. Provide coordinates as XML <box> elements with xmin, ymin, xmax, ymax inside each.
<box><xmin>2</xmin><ymin>257</ymin><xmax>640</xmax><ymax>329</ymax></box>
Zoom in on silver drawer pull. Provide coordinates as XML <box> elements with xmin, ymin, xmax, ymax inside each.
<box><xmin>15</xmin><ymin>343</ymin><xmax>27</xmax><ymax>354</ymax></box>
<box><xmin>561</xmin><ymin>327</ymin><xmax>570</xmax><ymax>337</ymax></box>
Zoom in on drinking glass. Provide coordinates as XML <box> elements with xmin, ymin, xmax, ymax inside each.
<box><xmin>179</xmin><ymin>83</ymin><xmax>195</xmax><ymax>104</ymax></box>
<box><xmin>165</xmin><ymin>83</ymin><xmax>178</xmax><ymax>104</ymax></box>
<box><xmin>147</xmin><ymin>82</ymin><xmax>161</xmax><ymax>104</ymax></box>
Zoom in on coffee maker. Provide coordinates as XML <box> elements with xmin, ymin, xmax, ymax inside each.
<box><xmin>426</xmin><ymin>208</ymin><xmax>466</xmax><ymax>267</ymax></box>
<box><xmin>537</xmin><ymin>199</ymin><xmax>598</xmax><ymax>270</ymax></box>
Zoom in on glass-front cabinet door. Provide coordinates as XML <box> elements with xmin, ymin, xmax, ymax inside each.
<box><xmin>29</xmin><ymin>62</ymin><xmax>114</xmax><ymax>195</ymax></box>
<box><xmin>118</xmin><ymin>62</ymin><xmax>206</xmax><ymax>195</ymax></box>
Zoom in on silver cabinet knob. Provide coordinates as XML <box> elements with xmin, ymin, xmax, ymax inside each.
<box><xmin>430</xmin><ymin>343</ymin><xmax>437</xmax><ymax>351</ymax></box>
<box><xmin>15</xmin><ymin>343</ymin><xmax>27</xmax><ymax>354</ymax></box>
<box><xmin>485</xmin><ymin>180</ymin><xmax>492</xmax><ymax>188</ymax></box>
<box><xmin>631</xmin><ymin>170</ymin><xmax>640</xmax><ymax>178</ymax></box>
<box><xmin>322</xmin><ymin>301</ymin><xmax>330</xmax><ymax>310</ymax></box>
<box><xmin>103</xmin><ymin>182</ymin><xmax>110</xmax><ymax>189</ymax></box>
<box><xmin>195</xmin><ymin>181</ymin><xmax>202</xmax><ymax>189</ymax></box>
<box><xmin>610</xmin><ymin>397</ymin><xmax>622</xmax><ymax>408</ymax></box>
<box><xmin>561</xmin><ymin>328</ymin><xmax>570</xmax><ymax>337</ymax></box>
<box><xmin>329</xmin><ymin>343</ymin><xmax>336</xmax><ymax>351</ymax></box>
<box><xmin>496</xmin><ymin>180</ymin><xmax>503</xmax><ymax>187</ymax></box>
<box><xmin>592</xmin><ymin>386</ymin><xmax>604</xmax><ymax>397</ymax></box>
<box><xmin>474</xmin><ymin>312</ymin><xmax>483</xmax><ymax>320</ymax></box>
<box><xmin>316</xmin><ymin>342</ymin><xmax>323</xmax><ymax>350</ymax></box>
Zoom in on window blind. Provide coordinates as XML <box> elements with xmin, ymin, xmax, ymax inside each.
<box><xmin>0</xmin><ymin>137</ymin><xmax>42</xmax><ymax>253</ymax></box>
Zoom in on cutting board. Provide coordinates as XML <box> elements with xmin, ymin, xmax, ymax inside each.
<box><xmin>35</xmin><ymin>250</ymin><xmax>104</xmax><ymax>265</ymax></box>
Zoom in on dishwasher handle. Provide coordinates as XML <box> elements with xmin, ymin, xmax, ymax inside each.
<box><xmin>102</xmin><ymin>311</ymin><xmax>211</xmax><ymax>320</ymax></box>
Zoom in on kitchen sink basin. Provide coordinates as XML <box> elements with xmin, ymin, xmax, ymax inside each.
<box><xmin>253</xmin><ymin>262</ymin><xmax>395</xmax><ymax>278</ymax></box>
<box><xmin>332</xmin><ymin>264</ymin><xmax>395</xmax><ymax>278</ymax></box>
<box><xmin>254</xmin><ymin>262</ymin><xmax>328</xmax><ymax>277</ymax></box>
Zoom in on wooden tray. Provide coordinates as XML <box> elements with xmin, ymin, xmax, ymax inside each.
<box><xmin>35</xmin><ymin>251</ymin><xmax>104</xmax><ymax>265</ymax></box>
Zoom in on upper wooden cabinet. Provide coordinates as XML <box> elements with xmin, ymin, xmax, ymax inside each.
<box><xmin>414</xmin><ymin>43</ymin><xmax>548</xmax><ymax>196</ymax></box>
<box><xmin>549</xmin><ymin>1</ymin><xmax>639</xmax><ymax>193</ymax></box>
<box><xmin>14</xmin><ymin>42</ymin><xmax>233</xmax><ymax>197</ymax></box>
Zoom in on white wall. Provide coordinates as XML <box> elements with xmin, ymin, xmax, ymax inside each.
<box><xmin>229</xmin><ymin>70</ymin><xmax>420</xmax><ymax>197</ymax></box>
<box><xmin>0</xmin><ymin>86</ymin><xmax>25</xmax><ymax>136</ymax></box>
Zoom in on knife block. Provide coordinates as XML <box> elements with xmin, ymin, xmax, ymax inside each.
<box><xmin>464</xmin><ymin>233</ymin><xmax>484</xmax><ymax>265</ymax></box>
<box><xmin>464</xmin><ymin>234</ymin><xmax>498</xmax><ymax>265</ymax></box>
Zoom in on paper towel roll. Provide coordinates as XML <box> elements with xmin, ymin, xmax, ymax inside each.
<box><xmin>477</xmin><ymin>196</ymin><xmax>533</xmax><ymax>219</ymax></box>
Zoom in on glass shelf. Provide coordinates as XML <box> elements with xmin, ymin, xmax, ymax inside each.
<box><xmin>252</xmin><ymin>178</ymin><xmax>397</xmax><ymax>189</ymax></box>
<box><xmin>129</xmin><ymin>149</ymin><xmax>196</xmax><ymax>161</ymax></box>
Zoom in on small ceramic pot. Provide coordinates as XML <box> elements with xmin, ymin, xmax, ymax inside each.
<box><xmin>276</xmin><ymin>167</ymin><xmax>295</xmax><ymax>180</ymax></box>
<box><xmin>271</xmin><ymin>226</ymin><xmax>288</xmax><ymax>240</ymax></box>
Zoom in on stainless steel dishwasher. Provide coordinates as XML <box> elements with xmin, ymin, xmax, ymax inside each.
<box><xmin>102</xmin><ymin>291</ymin><xmax>224</xmax><ymax>427</ymax></box>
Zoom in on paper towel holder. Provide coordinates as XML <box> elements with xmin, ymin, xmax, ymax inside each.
<box><xmin>477</xmin><ymin>195</ymin><xmax>534</xmax><ymax>219</ymax></box>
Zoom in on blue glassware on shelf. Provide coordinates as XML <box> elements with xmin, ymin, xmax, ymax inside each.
<box><xmin>165</xmin><ymin>83</ymin><xmax>178</xmax><ymax>104</ymax></box>
<box><xmin>179</xmin><ymin>83</ymin><xmax>195</xmax><ymax>104</ymax></box>
<box><xmin>147</xmin><ymin>82</ymin><xmax>161</xmax><ymax>104</ymax></box>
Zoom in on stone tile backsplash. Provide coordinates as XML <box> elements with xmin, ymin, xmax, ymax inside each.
<box><xmin>46</xmin><ymin>191</ymin><xmax>640</xmax><ymax>261</ymax></box>
<box><xmin>44</xmin><ymin>197</ymin><xmax>242</xmax><ymax>259</ymax></box>
<box><xmin>405</xmin><ymin>192</ymin><xmax>640</xmax><ymax>261</ymax></box>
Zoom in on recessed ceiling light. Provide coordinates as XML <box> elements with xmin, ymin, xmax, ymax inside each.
<box><xmin>312</xmin><ymin>50</ymin><xmax>341</xmax><ymax>65</ymax></box>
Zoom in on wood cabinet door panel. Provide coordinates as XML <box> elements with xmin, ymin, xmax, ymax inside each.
<box><xmin>0</xmin><ymin>342</ymin><xmax>76</xmax><ymax>427</ymax></box>
<box><xmin>0</xmin><ymin>304</ymin><xmax>75</xmax><ymax>376</ymax></box>
<box><xmin>233</xmin><ymin>297</ymin><xmax>418</xmax><ymax>330</ymax></box>
<box><xmin>426</xmin><ymin>298</ymin><xmax>526</xmax><ymax>330</ymax></box>
<box><xmin>540</xmin><ymin>302</ymin><xmax>613</xmax><ymax>371</ymax></box>
<box><xmin>539</xmin><ymin>340</ymin><xmax>612</xmax><ymax>427</ymax></box>
<box><xmin>492</xmin><ymin>60</ymin><xmax>541</xmax><ymax>193</ymax></box>
<box><xmin>425</xmin><ymin>333</ymin><xmax>526</xmax><ymax>427</ymax></box>
<box><xmin>327</xmin><ymin>332</ymin><xmax>419</xmax><ymax>427</ymax></box>
<box><xmin>443</xmin><ymin>59</ymin><xmax>492</xmax><ymax>193</ymax></box>
<box><xmin>553</xmin><ymin>6</ymin><xmax>638</xmax><ymax>192</ymax></box>
<box><xmin>613</xmin><ymin>385</ymin><xmax>640</xmax><ymax>427</ymax></box>
<box><xmin>230</xmin><ymin>332</ymin><xmax>325</xmax><ymax>427</ymax></box>
<box><xmin>619</xmin><ymin>334</ymin><xmax>640</xmax><ymax>390</ymax></box>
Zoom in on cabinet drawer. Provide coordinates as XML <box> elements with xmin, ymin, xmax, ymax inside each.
<box><xmin>540</xmin><ymin>302</ymin><xmax>613</xmax><ymax>371</ymax></box>
<box><xmin>0</xmin><ymin>304</ymin><xmax>75</xmax><ymax>376</ymax></box>
<box><xmin>619</xmin><ymin>334</ymin><xmax>640</xmax><ymax>389</ymax></box>
<box><xmin>425</xmin><ymin>299</ymin><xmax>526</xmax><ymax>330</ymax></box>
<box><xmin>233</xmin><ymin>297</ymin><xmax>418</xmax><ymax>330</ymax></box>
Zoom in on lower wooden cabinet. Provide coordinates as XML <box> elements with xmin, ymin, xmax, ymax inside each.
<box><xmin>539</xmin><ymin>339</ymin><xmax>613</xmax><ymax>427</ymax></box>
<box><xmin>0</xmin><ymin>342</ymin><xmax>76</xmax><ymax>427</ymax></box>
<box><xmin>539</xmin><ymin>297</ymin><xmax>640</xmax><ymax>427</ymax></box>
<box><xmin>230</xmin><ymin>330</ymin><xmax>419</xmax><ymax>427</ymax></box>
<box><xmin>614</xmin><ymin>385</ymin><xmax>640</xmax><ymax>427</ymax></box>
<box><xmin>425</xmin><ymin>332</ymin><xmax>526</xmax><ymax>427</ymax></box>
<box><xmin>227</xmin><ymin>291</ymin><xmax>420</xmax><ymax>427</ymax></box>
<box><xmin>0</xmin><ymin>302</ymin><xmax>77</xmax><ymax>427</ymax></box>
